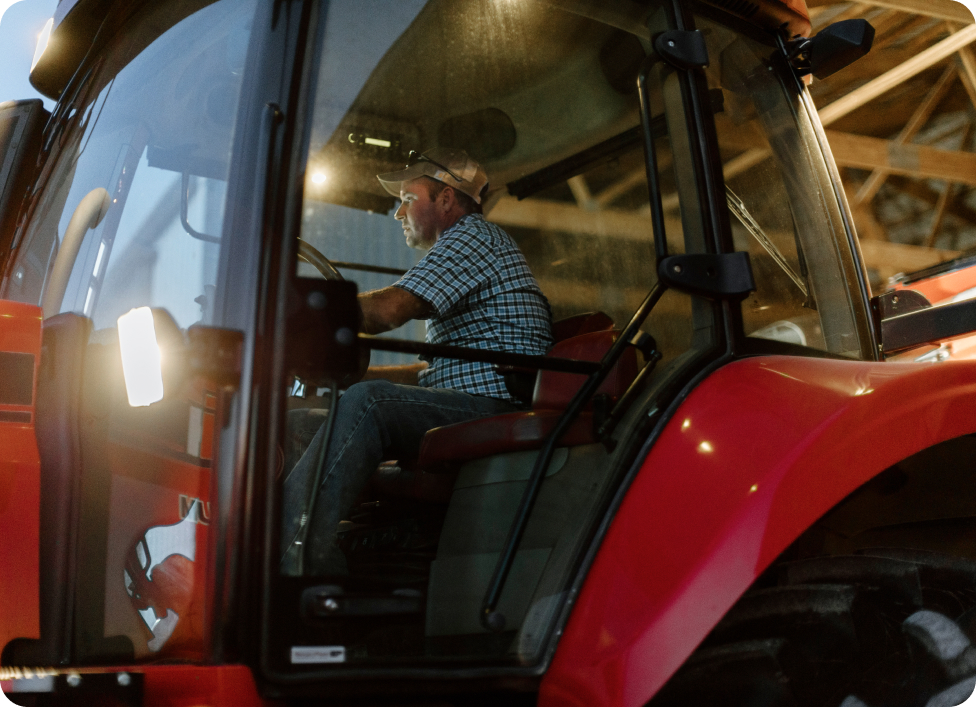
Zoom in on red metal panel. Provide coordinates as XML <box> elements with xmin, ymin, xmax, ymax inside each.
<box><xmin>0</xmin><ymin>300</ymin><xmax>43</xmax><ymax>656</ymax></box>
<box><xmin>0</xmin><ymin>665</ymin><xmax>276</xmax><ymax>706</ymax></box>
<box><xmin>895</xmin><ymin>268</ymin><xmax>976</xmax><ymax>306</ymax></box>
<box><xmin>141</xmin><ymin>665</ymin><xmax>275</xmax><ymax>706</ymax></box>
<box><xmin>541</xmin><ymin>355</ymin><xmax>976</xmax><ymax>707</ymax></box>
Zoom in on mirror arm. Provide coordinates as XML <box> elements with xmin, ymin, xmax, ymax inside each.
<box><xmin>180</xmin><ymin>172</ymin><xmax>220</xmax><ymax>244</ymax></box>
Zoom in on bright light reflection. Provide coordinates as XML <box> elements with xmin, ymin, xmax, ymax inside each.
<box><xmin>311</xmin><ymin>171</ymin><xmax>327</xmax><ymax>185</ymax></box>
<box><xmin>31</xmin><ymin>18</ymin><xmax>53</xmax><ymax>72</ymax></box>
<box><xmin>681</xmin><ymin>418</ymin><xmax>691</xmax><ymax>430</ymax></box>
<box><xmin>698</xmin><ymin>441</ymin><xmax>714</xmax><ymax>453</ymax></box>
<box><xmin>118</xmin><ymin>307</ymin><xmax>164</xmax><ymax>407</ymax></box>
<box><xmin>93</xmin><ymin>241</ymin><xmax>106</xmax><ymax>277</ymax></box>
<box><xmin>749</xmin><ymin>484</ymin><xmax>758</xmax><ymax>493</ymax></box>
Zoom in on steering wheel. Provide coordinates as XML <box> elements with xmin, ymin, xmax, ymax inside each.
<box><xmin>297</xmin><ymin>238</ymin><xmax>344</xmax><ymax>280</ymax></box>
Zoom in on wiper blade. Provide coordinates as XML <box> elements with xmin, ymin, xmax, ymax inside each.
<box><xmin>726</xmin><ymin>185</ymin><xmax>808</xmax><ymax>297</ymax></box>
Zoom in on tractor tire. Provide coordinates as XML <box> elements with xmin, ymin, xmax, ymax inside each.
<box><xmin>648</xmin><ymin>549</ymin><xmax>976</xmax><ymax>707</ymax></box>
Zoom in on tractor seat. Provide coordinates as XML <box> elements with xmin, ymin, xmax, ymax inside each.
<box><xmin>498</xmin><ymin>311</ymin><xmax>614</xmax><ymax>404</ymax></box>
<box><xmin>371</xmin><ymin>329</ymin><xmax>638</xmax><ymax>502</ymax></box>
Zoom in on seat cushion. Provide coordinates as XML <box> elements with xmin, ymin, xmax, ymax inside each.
<box><xmin>417</xmin><ymin>409</ymin><xmax>597</xmax><ymax>473</ymax></box>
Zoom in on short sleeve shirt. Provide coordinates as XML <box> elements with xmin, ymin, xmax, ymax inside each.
<box><xmin>393</xmin><ymin>213</ymin><xmax>552</xmax><ymax>403</ymax></box>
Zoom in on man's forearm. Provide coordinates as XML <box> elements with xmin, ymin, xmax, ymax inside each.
<box><xmin>362</xmin><ymin>362</ymin><xmax>428</xmax><ymax>386</ymax></box>
<box><xmin>359</xmin><ymin>286</ymin><xmax>432</xmax><ymax>334</ymax></box>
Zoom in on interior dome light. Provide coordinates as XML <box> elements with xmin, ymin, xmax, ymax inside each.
<box><xmin>311</xmin><ymin>171</ymin><xmax>327</xmax><ymax>185</ymax></box>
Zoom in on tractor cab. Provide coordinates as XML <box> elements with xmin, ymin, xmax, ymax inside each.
<box><xmin>265</xmin><ymin>0</ymin><xmax>876</xmax><ymax>683</ymax></box>
<box><xmin>0</xmin><ymin>0</ymin><xmax>881</xmax><ymax>701</ymax></box>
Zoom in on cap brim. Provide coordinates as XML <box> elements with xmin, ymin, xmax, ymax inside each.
<box><xmin>376</xmin><ymin>162</ymin><xmax>437</xmax><ymax>198</ymax></box>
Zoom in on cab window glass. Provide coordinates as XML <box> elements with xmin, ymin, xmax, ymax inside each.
<box><xmin>272</xmin><ymin>0</ymin><xmax>717</xmax><ymax>673</ymax></box>
<box><xmin>698</xmin><ymin>11</ymin><xmax>863</xmax><ymax>357</ymax></box>
<box><xmin>6</xmin><ymin>0</ymin><xmax>251</xmax><ymax>331</ymax></box>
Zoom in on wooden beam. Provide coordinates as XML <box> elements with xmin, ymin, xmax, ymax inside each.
<box><xmin>489</xmin><ymin>195</ymin><xmax>680</xmax><ymax>242</ymax></box>
<box><xmin>825</xmin><ymin>129</ymin><xmax>976</xmax><ymax>185</ymax></box>
<box><xmin>934</xmin><ymin>121</ymin><xmax>974</xmax><ymax>247</ymax></box>
<box><xmin>829</xmin><ymin>2</ymin><xmax>873</xmax><ymax>24</ymax></box>
<box><xmin>941</xmin><ymin>22</ymin><xmax>976</xmax><ymax>109</ymax></box>
<box><xmin>723</xmin><ymin>148</ymin><xmax>769</xmax><ymax>180</ymax></box>
<box><xmin>874</xmin><ymin>16</ymin><xmax>942</xmax><ymax>52</ymax></box>
<box><xmin>858</xmin><ymin>239</ymin><xmax>961</xmax><ymax>280</ymax></box>
<box><xmin>923</xmin><ymin>183</ymin><xmax>954</xmax><ymax>247</ymax></box>
<box><xmin>717</xmin><ymin>120</ymin><xmax>976</xmax><ymax>187</ymax></box>
<box><xmin>594</xmin><ymin>168</ymin><xmax>646</xmax><ymax>208</ymax></box>
<box><xmin>870</xmin><ymin>9</ymin><xmax>917</xmax><ymax>38</ymax></box>
<box><xmin>957</xmin><ymin>61</ymin><xmax>976</xmax><ymax>111</ymax></box>
<box><xmin>567</xmin><ymin>175</ymin><xmax>597</xmax><ymax>211</ymax></box>
<box><xmin>594</xmin><ymin>153</ymin><xmax>672</xmax><ymax>208</ymax></box>
<box><xmin>852</xmin><ymin>202</ymin><xmax>889</xmax><ymax>241</ymax></box>
<box><xmin>887</xmin><ymin>175</ymin><xmax>976</xmax><ymax>224</ymax></box>
<box><xmin>844</xmin><ymin>173</ymin><xmax>888</xmax><ymax>241</ymax></box>
<box><xmin>818</xmin><ymin>23</ymin><xmax>976</xmax><ymax>126</ymax></box>
<box><xmin>852</xmin><ymin>64</ymin><xmax>957</xmax><ymax>206</ymax></box>
<box><xmin>848</xmin><ymin>0</ymin><xmax>973</xmax><ymax>24</ymax></box>
<box><xmin>810</xmin><ymin>52</ymin><xmax>933</xmax><ymax>113</ymax></box>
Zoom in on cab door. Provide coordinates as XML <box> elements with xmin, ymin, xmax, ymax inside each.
<box><xmin>0</xmin><ymin>0</ymin><xmax>271</xmax><ymax>667</ymax></box>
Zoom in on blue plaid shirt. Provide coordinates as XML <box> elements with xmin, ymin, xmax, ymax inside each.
<box><xmin>394</xmin><ymin>213</ymin><xmax>552</xmax><ymax>403</ymax></box>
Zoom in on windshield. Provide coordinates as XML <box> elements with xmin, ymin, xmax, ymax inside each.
<box><xmin>696</xmin><ymin>8</ymin><xmax>868</xmax><ymax>356</ymax></box>
<box><xmin>269</xmin><ymin>0</ymin><xmax>721</xmax><ymax>676</ymax></box>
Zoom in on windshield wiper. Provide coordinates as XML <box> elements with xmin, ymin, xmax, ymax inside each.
<box><xmin>726</xmin><ymin>185</ymin><xmax>807</xmax><ymax>297</ymax></box>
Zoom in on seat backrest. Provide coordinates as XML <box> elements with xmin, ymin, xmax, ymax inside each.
<box><xmin>497</xmin><ymin>312</ymin><xmax>614</xmax><ymax>405</ymax></box>
<box><xmin>532</xmin><ymin>330</ymin><xmax>638</xmax><ymax>410</ymax></box>
<box><xmin>550</xmin><ymin>311</ymin><xmax>614</xmax><ymax>343</ymax></box>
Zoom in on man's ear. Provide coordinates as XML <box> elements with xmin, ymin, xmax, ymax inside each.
<box><xmin>438</xmin><ymin>185</ymin><xmax>456</xmax><ymax>212</ymax></box>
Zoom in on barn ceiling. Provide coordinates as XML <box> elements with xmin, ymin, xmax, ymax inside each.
<box><xmin>808</xmin><ymin>0</ymin><xmax>976</xmax><ymax>290</ymax></box>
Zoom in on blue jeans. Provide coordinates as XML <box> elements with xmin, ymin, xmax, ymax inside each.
<box><xmin>281</xmin><ymin>380</ymin><xmax>515</xmax><ymax>575</ymax></box>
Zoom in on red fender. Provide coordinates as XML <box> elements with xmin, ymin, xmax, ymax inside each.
<box><xmin>142</xmin><ymin>665</ymin><xmax>273</xmax><ymax>707</ymax></box>
<box><xmin>541</xmin><ymin>355</ymin><xmax>976</xmax><ymax>707</ymax></box>
<box><xmin>0</xmin><ymin>300</ymin><xmax>42</xmax><ymax>656</ymax></box>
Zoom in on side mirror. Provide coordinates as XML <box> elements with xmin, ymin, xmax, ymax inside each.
<box><xmin>789</xmin><ymin>19</ymin><xmax>875</xmax><ymax>80</ymax></box>
<box><xmin>117</xmin><ymin>307</ymin><xmax>243</xmax><ymax>406</ymax></box>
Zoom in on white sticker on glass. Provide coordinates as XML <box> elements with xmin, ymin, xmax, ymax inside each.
<box><xmin>290</xmin><ymin>646</ymin><xmax>346</xmax><ymax>664</ymax></box>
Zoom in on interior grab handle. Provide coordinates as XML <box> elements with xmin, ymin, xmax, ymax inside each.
<box><xmin>41</xmin><ymin>187</ymin><xmax>111</xmax><ymax>319</ymax></box>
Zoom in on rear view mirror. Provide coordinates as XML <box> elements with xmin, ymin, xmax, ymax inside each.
<box><xmin>789</xmin><ymin>19</ymin><xmax>875</xmax><ymax>80</ymax></box>
<box><xmin>0</xmin><ymin>99</ymin><xmax>48</xmax><ymax>267</ymax></box>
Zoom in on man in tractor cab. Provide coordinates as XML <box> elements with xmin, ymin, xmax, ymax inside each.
<box><xmin>281</xmin><ymin>148</ymin><xmax>553</xmax><ymax>575</ymax></box>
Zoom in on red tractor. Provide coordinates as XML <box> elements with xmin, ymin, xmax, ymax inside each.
<box><xmin>1</xmin><ymin>0</ymin><xmax>974</xmax><ymax>705</ymax></box>
<box><xmin>887</xmin><ymin>255</ymin><xmax>976</xmax><ymax>363</ymax></box>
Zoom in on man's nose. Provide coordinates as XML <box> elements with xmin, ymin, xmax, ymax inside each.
<box><xmin>395</xmin><ymin>202</ymin><xmax>406</xmax><ymax>220</ymax></box>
